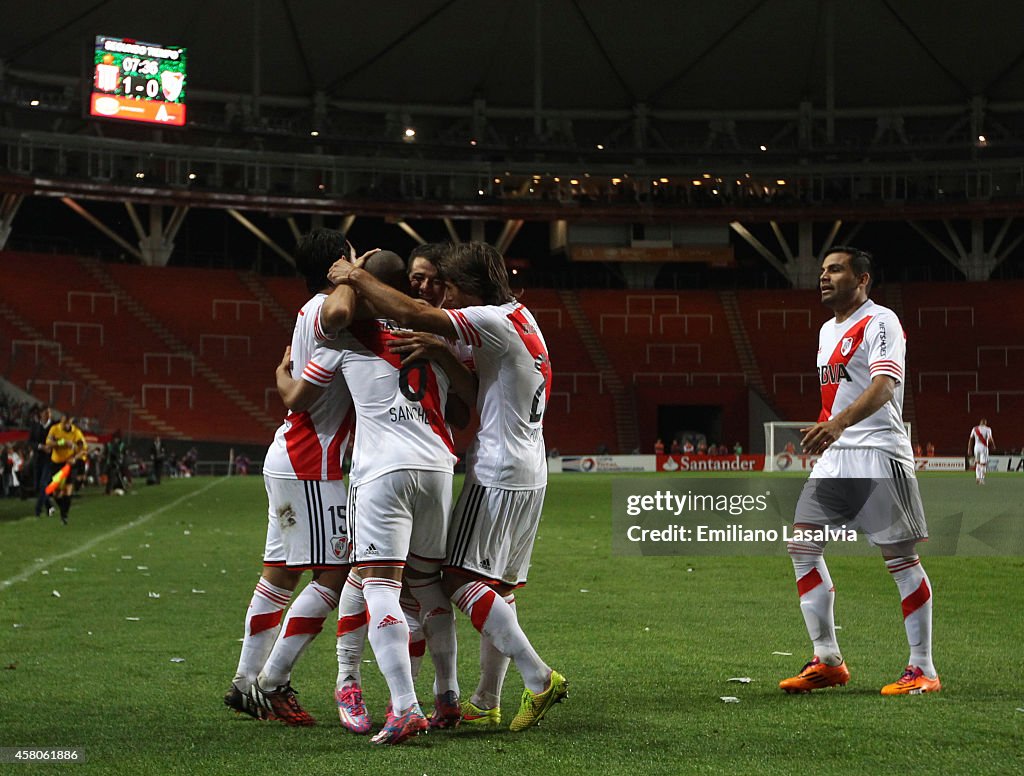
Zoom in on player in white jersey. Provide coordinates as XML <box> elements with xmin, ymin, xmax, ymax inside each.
<box><xmin>225</xmin><ymin>229</ymin><xmax>366</xmax><ymax>726</ymax></box>
<box><xmin>967</xmin><ymin>419</ymin><xmax>996</xmax><ymax>484</ymax></box>
<box><xmin>780</xmin><ymin>246</ymin><xmax>941</xmax><ymax>697</ymax></box>
<box><xmin>328</xmin><ymin>241</ymin><xmax>568</xmax><ymax>733</ymax></box>
<box><xmin>279</xmin><ymin>250</ymin><xmax>472</xmax><ymax>744</ymax></box>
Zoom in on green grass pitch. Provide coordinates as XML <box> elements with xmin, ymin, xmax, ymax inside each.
<box><xmin>1</xmin><ymin>473</ymin><xmax>1022</xmax><ymax>775</ymax></box>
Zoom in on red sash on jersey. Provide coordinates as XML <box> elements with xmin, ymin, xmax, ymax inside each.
<box><xmin>973</xmin><ymin>427</ymin><xmax>988</xmax><ymax>448</ymax></box>
<box><xmin>349</xmin><ymin>320</ymin><xmax>455</xmax><ymax>455</ymax></box>
<box><xmin>819</xmin><ymin>316</ymin><xmax>872</xmax><ymax>421</ymax></box>
<box><xmin>507</xmin><ymin>305</ymin><xmax>552</xmax><ymax>404</ymax></box>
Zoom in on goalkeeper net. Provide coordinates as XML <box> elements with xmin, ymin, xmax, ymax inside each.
<box><xmin>763</xmin><ymin>421</ymin><xmax>911</xmax><ymax>472</ymax></box>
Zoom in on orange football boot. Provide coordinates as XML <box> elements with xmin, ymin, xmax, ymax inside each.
<box><xmin>779</xmin><ymin>656</ymin><xmax>851</xmax><ymax>693</ymax></box>
<box><xmin>880</xmin><ymin>666</ymin><xmax>942</xmax><ymax>695</ymax></box>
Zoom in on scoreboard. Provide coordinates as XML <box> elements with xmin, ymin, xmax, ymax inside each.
<box><xmin>89</xmin><ymin>35</ymin><xmax>187</xmax><ymax>126</ymax></box>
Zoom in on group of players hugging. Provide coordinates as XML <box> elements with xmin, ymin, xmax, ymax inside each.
<box><xmin>224</xmin><ymin>233</ymin><xmax>566</xmax><ymax>744</ymax></box>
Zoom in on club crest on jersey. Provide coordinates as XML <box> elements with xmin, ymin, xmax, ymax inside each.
<box><xmin>331</xmin><ymin>536</ymin><xmax>350</xmax><ymax>559</ymax></box>
<box><xmin>820</xmin><ymin>363</ymin><xmax>852</xmax><ymax>385</ymax></box>
<box><xmin>840</xmin><ymin>337</ymin><xmax>854</xmax><ymax>356</ymax></box>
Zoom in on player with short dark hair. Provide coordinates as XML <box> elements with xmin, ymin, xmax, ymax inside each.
<box><xmin>779</xmin><ymin>246</ymin><xmax>940</xmax><ymax>696</ymax></box>
<box><xmin>407</xmin><ymin>243</ymin><xmax>448</xmax><ymax>307</ymax></box>
<box><xmin>225</xmin><ymin>228</ymin><xmax>365</xmax><ymax>726</ymax></box>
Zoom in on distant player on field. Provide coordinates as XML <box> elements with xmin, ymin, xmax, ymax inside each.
<box><xmin>329</xmin><ymin>241</ymin><xmax>569</xmax><ymax>733</ymax></box>
<box><xmin>967</xmin><ymin>419</ymin><xmax>995</xmax><ymax>485</ymax></box>
<box><xmin>225</xmin><ymin>229</ymin><xmax>365</xmax><ymax>726</ymax></box>
<box><xmin>780</xmin><ymin>246</ymin><xmax>940</xmax><ymax>696</ymax></box>
<box><xmin>43</xmin><ymin>414</ymin><xmax>87</xmax><ymax>525</ymax></box>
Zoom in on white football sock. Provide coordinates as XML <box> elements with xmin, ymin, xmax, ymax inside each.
<box><xmin>452</xmin><ymin>580</ymin><xmax>549</xmax><ymax>693</ymax></box>
<box><xmin>886</xmin><ymin>556</ymin><xmax>936</xmax><ymax>677</ymax></box>
<box><xmin>407</xmin><ymin>569</ymin><xmax>459</xmax><ymax>698</ymax></box>
<box><xmin>472</xmin><ymin>593</ymin><xmax>514</xmax><ymax>709</ymax></box>
<box><xmin>260</xmin><ymin>580</ymin><xmax>339</xmax><ymax>688</ymax></box>
<box><xmin>336</xmin><ymin>571</ymin><xmax>367</xmax><ymax>690</ymax></box>
<box><xmin>362</xmin><ymin>576</ymin><xmax>417</xmax><ymax>711</ymax></box>
<box><xmin>788</xmin><ymin>541</ymin><xmax>841</xmax><ymax>666</ymax></box>
<box><xmin>232</xmin><ymin>578</ymin><xmax>292</xmax><ymax>691</ymax></box>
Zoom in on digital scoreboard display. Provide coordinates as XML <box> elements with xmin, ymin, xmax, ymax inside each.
<box><xmin>89</xmin><ymin>35</ymin><xmax>186</xmax><ymax>126</ymax></box>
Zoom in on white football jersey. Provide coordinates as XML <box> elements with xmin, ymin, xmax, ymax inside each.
<box><xmin>331</xmin><ymin>318</ymin><xmax>457</xmax><ymax>486</ymax></box>
<box><xmin>263</xmin><ymin>293</ymin><xmax>355</xmax><ymax>480</ymax></box>
<box><xmin>970</xmin><ymin>425</ymin><xmax>993</xmax><ymax>449</ymax></box>
<box><xmin>816</xmin><ymin>299</ymin><xmax>913</xmax><ymax>461</ymax></box>
<box><xmin>445</xmin><ymin>302</ymin><xmax>550</xmax><ymax>489</ymax></box>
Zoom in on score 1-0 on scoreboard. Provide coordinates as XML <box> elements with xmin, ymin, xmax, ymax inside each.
<box><xmin>89</xmin><ymin>35</ymin><xmax>187</xmax><ymax>126</ymax></box>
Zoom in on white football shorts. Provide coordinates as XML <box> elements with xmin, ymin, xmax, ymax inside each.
<box><xmin>263</xmin><ymin>476</ymin><xmax>351</xmax><ymax>569</ymax></box>
<box><xmin>794</xmin><ymin>447</ymin><xmax>928</xmax><ymax>546</ymax></box>
<box><xmin>446</xmin><ymin>479</ymin><xmax>547</xmax><ymax>586</ymax></box>
<box><xmin>973</xmin><ymin>444</ymin><xmax>990</xmax><ymax>465</ymax></box>
<box><xmin>348</xmin><ymin>469</ymin><xmax>453</xmax><ymax>565</ymax></box>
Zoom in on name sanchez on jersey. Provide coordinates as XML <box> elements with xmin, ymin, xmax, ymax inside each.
<box><xmin>389</xmin><ymin>405</ymin><xmax>432</xmax><ymax>424</ymax></box>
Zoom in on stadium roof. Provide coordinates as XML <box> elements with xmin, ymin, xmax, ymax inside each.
<box><xmin>4</xmin><ymin>0</ymin><xmax>1024</xmax><ymax>113</ymax></box>
<box><xmin>4</xmin><ymin>1</ymin><xmax>1024</xmax><ymax>282</ymax></box>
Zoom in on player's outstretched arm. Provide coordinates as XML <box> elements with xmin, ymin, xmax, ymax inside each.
<box><xmin>320</xmin><ymin>283</ymin><xmax>357</xmax><ymax>335</ymax></box>
<box><xmin>801</xmin><ymin>375</ymin><xmax>896</xmax><ymax>454</ymax></box>
<box><xmin>329</xmin><ymin>259</ymin><xmax>457</xmax><ymax>338</ymax></box>
<box><xmin>274</xmin><ymin>346</ymin><xmax>325</xmax><ymax>413</ymax></box>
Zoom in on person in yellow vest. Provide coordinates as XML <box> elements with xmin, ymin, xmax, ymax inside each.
<box><xmin>44</xmin><ymin>414</ymin><xmax>87</xmax><ymax>525</ymax></box>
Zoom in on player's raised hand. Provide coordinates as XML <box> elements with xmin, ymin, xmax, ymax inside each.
<box><xmin>388</xmin><ymin>330</ymin><xmax>446</xmax><ymax>365</ymax></box>
<box><xmin>328</xmin><ymin>248</ymin><xmax>378</xmax><ymax>285</ymax></box>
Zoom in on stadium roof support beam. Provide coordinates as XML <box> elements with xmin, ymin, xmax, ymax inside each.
<box><xmin>495</xmin><ymin>219</ymin><xmax>524</xmax><ymax>255</ymax></box>
<box><xmin>732</xmin><ymin>220</ymin><xmax>824</xmax><ymax>288</ymax></box>
<box><xmin>443</xmin><ymin>217</ymin><xmax>460</xmax><ymax>244</ymax></box>
<box><xmin>907</xmin><ymin>217</ymin><xmax>1021</xmax><ymax>280</ymax></box>
<box><xmin>61</xmin><ymin>197</ymin><xmax>143</xmax><ymax>262</ymax></box>
<box><xmin>0</xmin><ymin>192</ymin><xmax>23</xmax><ymax>250</ymax></box>
<box><xmin>395</xmin><ymin>219</ymin><xmax>427</xmax><ymax>245</ymax></box>
<box><xmin>730</xmin><ymin>220</ymin><xmax>791</xmax><ymax>286</ymax></box>
<box><xmin>125</xmin><ymin>203</ymin><xmax>189</xmax><ymax>267</ymax></box>
<box><xmin>227</xmin><ymin>208</ymin><xmax>295</xmax><ymax>267</ymax></box>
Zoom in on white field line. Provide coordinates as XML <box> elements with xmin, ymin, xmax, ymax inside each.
<box><xmin>1</xmin><ymin>478</ymin><xmax>225</xmax><ymax>590</ymax></box>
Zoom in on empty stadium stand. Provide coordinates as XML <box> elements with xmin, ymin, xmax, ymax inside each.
<box><xmin>2</xmin><ymin>249</ymin><xmax>1020</xmax><ymax>455</ymax></box>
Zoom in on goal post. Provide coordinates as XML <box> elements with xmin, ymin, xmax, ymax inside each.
<box><xmin>764</xmin><ymin>421</ymin><xmax>912</xmax><ymax>472</ymax></box>
<box><xmin>763</xmin><ymin>422</ymin><xmax>813</xmax><ymax>472</ymax></box>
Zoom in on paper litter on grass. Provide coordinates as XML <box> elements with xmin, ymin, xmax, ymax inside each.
<box><xmin>51</xmin><ymin>590</ymin><xmax>60</xmax><ymax>597</ymax></box>
<box><xmin>720</xmin><ymin>696</ymin><xmax>740</xmax><ymax>703</ymax></box>
<box><xmin>728</xmin><ymin>677</ymin><xmax>753</xmax><ymax>683</ymax></box>
<box><xmin>772</xmin><ymin>651</ymin><xmax>793</xmax><ymax>656</ymax></box>
<box><xmin>170</xmin><ymin>658</ymin><xmax>185</xmax><ymax>663</ymax></box>
<box><xmin>125</xmin><ymin>617</ymin><xmax>140</xmax><ymax>621</ymax></box>
<box><xmin>148</xmin><ymin>592</ymin><xmax>161</xmax><ymax>599</ymax></box>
